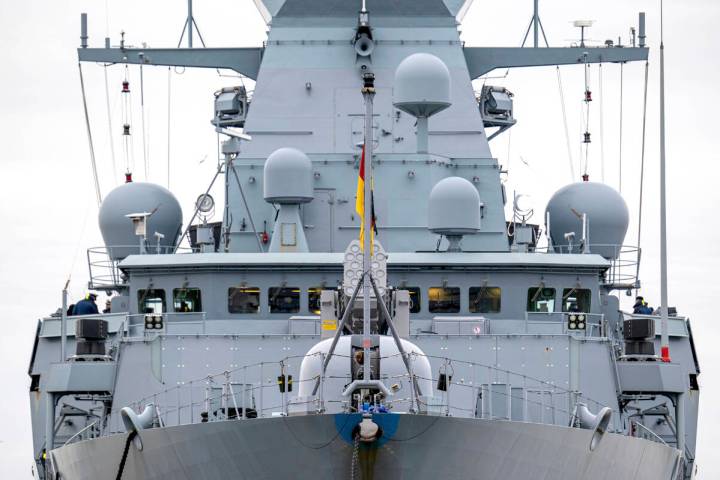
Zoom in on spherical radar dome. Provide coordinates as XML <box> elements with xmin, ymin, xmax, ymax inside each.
<box><xmin>99</xmin><ymin>182</ymin><xmax>183</xmax><ymax>260</ymax></box>
<box><xmin>263</xmin><ymin>147</ymin><xmax>314</xmax><ymax>204</ymax></box>
<box><xmin>545</xmin><ymin>182</ymin><xmax>629</xmax><ymax>259</ymax></box>
<box><xmin>393</xmin><ymin>53</ymin><xmax>451</xmax><ymax>118</ymax></box>
<box><xmin>428</xmin><ymin>177</ymin><xmax>481</xmax><ymax>235</ymax></box>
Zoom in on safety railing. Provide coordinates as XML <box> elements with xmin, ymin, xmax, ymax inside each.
<box><xmin>630</xmin><ymin>419</ymin><xmax>669</xmax><ymax>446</ymax></box>
<box><xmin>99</xmin><ymin>351</ymin><xmax>619</xmax><ymax>439</ymax></box>
<box><xmin>535</xmin><ymin>244</ymin><xmax>640</xmax><ymax>288</ymax></box>
<box><xmin>87</xmin><ymin>245</ymin><xmax>194</xmax><ymax>290</ymax></box>
<box><xmin>87</xmin><ymin>247</ymin><xmax>125</xmax><ymax>290</ymax></box>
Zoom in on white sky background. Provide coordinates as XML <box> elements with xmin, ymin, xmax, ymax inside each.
<box><xmin>0</xmin><ymin>0</ymin><xmax>718</xmax><ymax>477</ymax></box>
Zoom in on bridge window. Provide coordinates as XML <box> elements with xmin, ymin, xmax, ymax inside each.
<box><xmin>406</xmin><ymin>287</ymin><xmax>421</xmax><ymax>313</ymax></box>
<box><xmin>138</xmin><ymin>289</ymin><xmax>166</xmax><ymax>314</ymax></box>
<box><xmin>562</xmin><ymin>288</ymin><xmax>591</xmax><ymax>313</ymax></box>
<box><xmin>527</xmin><ymin>287</ymin><xmax>556</xmax><ymax>313</ymax></box>
<box><xmin>308</xmin><ymin>287</ymin><xmax>322</xmax><ymax>315</ymax></box>
<box><xmin>469</xmin><ymin>287</ymin><xmax>501</xmax><ymax>313</ymax></box>
<box><xmin>228</xmin><ymin>287</ymin><xmax>260</xmax><ymax>314</ymax></box>
<box><xmin>173</xmin><ymin>288</ymin><xmax>202</xmax><ymax>313</ymax></box>
<box><xmin>269</xmin><ymin>287</ymin><xmax>300</xmax><ymax>314</ymax></box>
<box><xmin>429</xmin><ymin>287</ymin><xmax>460</xmax><ymax>313</ymax></box>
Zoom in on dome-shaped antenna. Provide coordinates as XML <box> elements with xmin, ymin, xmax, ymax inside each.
<box><xmin>545</xmin><ymin>182</ymin><xmax>629</xmax><ymax>259</ymax></box>
<box><xmin>263</xmin><ymin>147</ymin><xmax>314</xmax><ymax>252</ymax></box>
<box><xmin>263</xmin><ymin>147</ymin><xmax>313</xmax><ymax>204</ymax></box>
<box><xmin>99</xmin><ymin>182</ymin><xmax>183</xmax><ymax>260</ymax></box>
<box><xmin>428</xmin><ymin>177</ymin><xmax>481</xmax><ymax>252</ymax></box>
<box><xmin>393</xmin><ymin>53</ymin><xmax>451</xmax><ymax>154</ymax></box>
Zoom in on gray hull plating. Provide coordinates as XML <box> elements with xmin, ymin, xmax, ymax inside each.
<box><xmin>52</xmin><ymin>414</ymin><xmax>679</xmax><ymax>479</ymax></box>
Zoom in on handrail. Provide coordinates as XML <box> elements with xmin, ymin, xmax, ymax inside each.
<box><xmin>86</xmin><ymin>245</ymin><xmax>194</xmax><ymax>290</ymax></box>
<box><xmin>534</xmin><ymin>244</ymin><xmax>640</xmax><ymax>287</ymax></box>
<box><xmin>101</xmin><ymin>350</ymin><xmax>617</xmax><ymax>437</ymax></box>
<box><xmin>63</xmin><ymin>420</ymin><xmax>99</xmax><ymax>446</ymax></box>
<box><xmin>632</xmin><ymin>420</ymin><xmax>669</xmax><ymax>446</ymax></box>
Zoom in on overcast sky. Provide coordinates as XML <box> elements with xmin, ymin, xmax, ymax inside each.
<box><xmin>1</xmin><ymin>0</ymin><xmax>719</xmax><ymax>477</ymax></box>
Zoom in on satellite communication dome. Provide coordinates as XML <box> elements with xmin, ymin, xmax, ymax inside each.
<box><xmin>263</xmin><ymin>147</ymin><xmax>314</xmax><ymax>204</ymax></box>
<box><xmin>428</xmin><ymin>177</ymin><xmax>481</xmax><ymax>235</ymax></box>
<box><xmin>545</xmin><ymin>182</ymin><xmax>629</xmax><ymax>259</ymax></box>
<box><xmin>99</xmin><ymin>182</ymin><xmax>183</xmax><ymax>260</ymax></box>
<box><xmin>393</xmin><ymin>53</ymin><xmax>451</xmax><ymax>118</ymax></box>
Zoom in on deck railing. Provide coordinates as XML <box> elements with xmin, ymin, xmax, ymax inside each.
<box><xmin>535</xmin><ymin>243</ymin><xmax>640</xmax><ymax>288</ymax></box>
<box><xmin>86</xmin><ymin>245</ymin><xmax>194</xmax><ymax>290</ymax></box>
<box><xmin>88</xmin><ymin>352</ymin><xmax>618</xmax><ymax>443</ymax></box>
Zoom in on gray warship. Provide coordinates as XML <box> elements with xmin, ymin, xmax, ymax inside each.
<box><xmin>28</xmin><ymin>1</ymin><xmax>700</xmax><ymax>479</ymax></box>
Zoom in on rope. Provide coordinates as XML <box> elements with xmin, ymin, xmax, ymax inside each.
<box><xmin>635</xmin><ymin>61</ymin><xmax>650</xmax><ymax>287</ymax></box>
<box><xmin>598</xmin><ymin>63</ymin><xmax>605</xmax><ymax>183</ymax></box>
<box><xmin>281</xmin><ymin>412</ymin><xmax>353</xmax><ymax>450</ymax></box>
<box><xmin>103</xmin><ymin>65</ymin><xmax>118</xmax><ymax>184</ymax></box>
<box><xmin>78</xmin><ymin>63</ymin><xmax>102</xmax><ymax>206</ymax></box>
<box><xmin>386</xmin><ymin>414</ymin><xmax>441</xmax><ymax>442</ymax></box>
<box><xmin>618</xmin><ymin>62</ymin><xmax>624</xmax><ymax>193</ymax></box>
<box><xmin>556</xmin><ymin>66</ymin><xmax>575</xmax><ymax>181</ymax></box>
<box><xmin>115</xmin><ymin>430</ymin><xmax>137</xmax><ymax>480</ymax></box>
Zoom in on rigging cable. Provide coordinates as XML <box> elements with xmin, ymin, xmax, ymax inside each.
<box><xmin>140</xmin><ymin>64</ymin><xmax>149</xmax><ymax>180</ymax></box>
<box><xmin>635</xmin><ymin>60</ymin><xmax>650</xmax><ymax>288</ymax></box>
<box><xmin>582</xmin><ymin>57</ymin><xmax>592</xmax><ymax>179</ymax></box>
<box><xmin>121</xmin><ymin>65</ymin><xmax>134</xmax><ymax>175</ymax></box>
<box><xmin>598</xmin><ymin>63</ymin><xmax>605</xmax><ymax>183</ymax></box>
<box><xmin>618</xmin><ymin>62</ymin><xmax>624</xmax><ymax>192</ymax></box>
<box><xmin>78</xmin><ymin>62</ymin><xmax>102</xmax><ymax>206</ymax></box>
<box><xmin>556</xmin><ymin>66</ymin><xmax>575</xmax><ymax>181</ymax></box>
<box><xmin>167</xmin><ymin>67</ymin><xmax>172</xmax><ymax>189</ymax></box>
<box><xmin>103</xmin><ymin>65</ymin><xmax>118</xmax><ymax>183</ymax></box>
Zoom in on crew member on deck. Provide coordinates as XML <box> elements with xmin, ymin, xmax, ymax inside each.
<box><xmin>632</xmin><ymin>296</ymin><xmax>653</xmax><ymax>315</ymax></box>
<box><xmin>72</xmin><ymin>293</ymin><xmax>99</xmax><ymax>315</ymax></box>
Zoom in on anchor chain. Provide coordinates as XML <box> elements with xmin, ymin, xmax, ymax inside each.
<box><xmin>350</xmin><ymin>433</ymin><xmax>360</xmax><ymax>480</ymax></box>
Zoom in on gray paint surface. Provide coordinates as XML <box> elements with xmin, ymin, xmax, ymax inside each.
<box><xmin>26</xmin><ymin>1</ymin><xmax>701</xmax><ymax>478</ymax></box>
<box><xmin>52</xmin><ymin>414</ymin><xmax>680</xmax><ymax>480</ymax></box>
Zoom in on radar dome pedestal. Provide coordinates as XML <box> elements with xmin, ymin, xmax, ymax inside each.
<box><xmin>428</xmin><ymin>177</ymin><xmax>481</xmax><ymax>251</ymax></box>
<box><xmin>98</xmin><ymin>182</ymin><xmax>183</xmax><ymax>260</ymax></box>
<box><xmin>393</xmin><ymin>53</ymin><xmax>451</xmax><ymax>153</ymax></box>
<box><xmin>545</xmin><ymin>182</ymin><xmax>629</xmax><ymax>259</ymax></box>
<box><xmin>263</xmin><ymin>147</ymin><xmax>313</xmax><ymax>252</ymax></box>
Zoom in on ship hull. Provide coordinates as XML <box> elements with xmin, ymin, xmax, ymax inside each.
<box><xmin>51</xmin><ymin>414</ymin><xmax>680</xmax><ymax>479</ymax></box>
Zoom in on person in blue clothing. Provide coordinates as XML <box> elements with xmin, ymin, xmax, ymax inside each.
<box><xmin>71</xmin><ymin>293</ymin><xmax>99</xmax><ymax>315</ymax></box>
<box><xmin>632</xmin><ymin>296</ymin><xmax>653</xmax><ymax>315</ymax></box>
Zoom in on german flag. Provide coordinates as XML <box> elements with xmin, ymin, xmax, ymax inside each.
<box><xmin>356</xmin><ymin>145</ymin><xmax>377</xmax><ymax>251</ymax></box>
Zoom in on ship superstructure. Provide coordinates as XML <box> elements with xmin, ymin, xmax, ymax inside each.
<box><xmin>27</xmin><ymin>1</ymin><xmax>699</xmax><ymax>479</ymax></box>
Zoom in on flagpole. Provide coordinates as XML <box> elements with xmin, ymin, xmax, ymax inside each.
<box><xmin>361</xmin><ymin>73</ymin><xmax>376</xmax><ymax>383</ymax></box>
<box><xmin>659</xmin><ymin>0</ymin><xmax>670</xmax><ymax>362</ymax></box>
